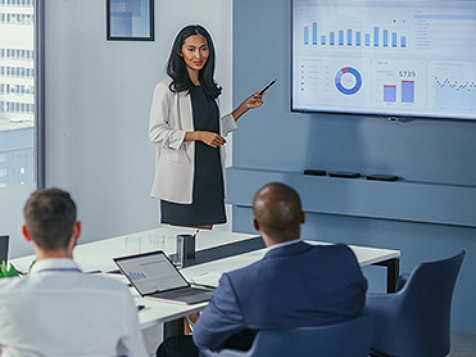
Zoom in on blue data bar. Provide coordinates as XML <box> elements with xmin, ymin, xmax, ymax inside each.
<box><xmin>356</xmin><ymin>32</ymin><xmax>361</xmax><ymax>46</ymax></box>
<box><xmin>383</xmin><ymin>30</ymin><xmax>389</xmax><ymax>47</ymax></box>
<box><xmin>312</xmin><ymin>23</ymin><xmax>318</xmax><ymax>45</ymax></box>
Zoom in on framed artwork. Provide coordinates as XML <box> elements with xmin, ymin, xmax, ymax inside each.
<box><xmin>106</xmin><ymin>0</ymin><xmax>154</xmax><ymax>41</ymax></box>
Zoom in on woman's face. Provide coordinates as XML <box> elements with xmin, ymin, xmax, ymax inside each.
<box><xmin>180</xmin><ymin>34</ymin><xmax>209</xmax><ymax>74</ymax></box>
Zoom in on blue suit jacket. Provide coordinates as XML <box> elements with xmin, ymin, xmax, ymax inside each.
<box><xmin>193</xmin><ymin>241</ymin><xmax>368</xmax><ymax>351</ymax></box>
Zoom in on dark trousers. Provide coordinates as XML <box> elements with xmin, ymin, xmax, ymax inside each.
<box><xmin>156</xmin><ymin>336</ymin><xmax>198</xmax><ymax>357</ymax></box>
<box><xmin>156</xmin><ymin>329</ymin><xmax>256</xmax><ymax>357</ymax></box>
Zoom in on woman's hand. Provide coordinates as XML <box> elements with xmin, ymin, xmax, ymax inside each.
<box><xmin>232</xmin><ymin>92</ymin><xmax>264</xmax><ymax>121</ymax></box>
<box><xmin>242</xmin><ymin>92</ymin><xmax>264</xmax><ymax>110</ymax></box>
<box><xmin>185</xmin><ymin>131</ymin><xmax>225</xmax><ymax>148</ymax></box>
<box><xmin>199</xmin><ymin>131</ymin><xmax>226</xmax><ymax>148</ymax></box>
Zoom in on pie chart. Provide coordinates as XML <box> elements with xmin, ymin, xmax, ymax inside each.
<box><xmin>335</xmin><ymin>67</ymin><xmax>362</xmax><ymax>95</ymax></box>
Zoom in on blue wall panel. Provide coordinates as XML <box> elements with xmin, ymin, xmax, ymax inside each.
<box><xmin>231</xmin><ymin>0</ymin><xmax>476</xmax><ymax>334</ymax></box>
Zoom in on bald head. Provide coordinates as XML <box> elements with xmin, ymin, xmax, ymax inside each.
<box><xmin>252</xmin><ymin>183</ymin><xmax>304</xmax><ymax>244</ymax></box>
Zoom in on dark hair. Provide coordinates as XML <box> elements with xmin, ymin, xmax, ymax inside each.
<box><xmin>23</xmin><ymin>188</ymin><xmax>77</xmax><ymax>251</ymax></box>
<box><xmin>167</xmin><ymin>24</ymin><xmax>222</xmax><ymax>99</ymax></box>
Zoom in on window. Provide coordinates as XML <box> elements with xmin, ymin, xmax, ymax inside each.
<box><xmin>0</xmin><ymin>0</ymin><xmax>42</xmax><ymax>257</ymax></box>
<box><xmin>0</xmin><ymin>0</ymin><xmax>36</xmax><ymax>188</ymax></box>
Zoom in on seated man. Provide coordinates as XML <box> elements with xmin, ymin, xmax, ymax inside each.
<box><xmin>157</xmin><ymin>182</ymin><xmax>367</xmax><ymax>356</ymax></box>
<box><xmin>0</xmin><ymin>188</ymin><xmax>148</xmax><ymax>356</ymax></box>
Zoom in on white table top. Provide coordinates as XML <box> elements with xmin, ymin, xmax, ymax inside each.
<box><xmin>9</xmin><ymin>227</ymin><xmax>257</xmax><ymax>329</ymax></box>
<box><xmin>10</xmin><ymin>227</ymin><xmax>255</xmax><ymax>273</ymax></box>
<box><xmin>10</xmin><ymin>227</ymin><xmax>400</xmax><ymax>329</ymax></box>
<box><xmin>181</xmin><ymin>240</ymin><xmax>400</xmax><ymax>288</ymax></box>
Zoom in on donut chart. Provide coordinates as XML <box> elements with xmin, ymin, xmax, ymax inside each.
<box><xmin>335</xmin><ymin>67</ymin><xmax>362</xmax><ymax>95</ymax></box>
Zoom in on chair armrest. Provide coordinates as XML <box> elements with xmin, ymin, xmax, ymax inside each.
<box><xmin>365</xmin><ymin>292</ymin><xmax>403</xmax><ymax>320</ymax></box>
<box><xmin>396</xmin><ymin>273</ymin><xmax>410</xmax><ymax>291</ymax></box>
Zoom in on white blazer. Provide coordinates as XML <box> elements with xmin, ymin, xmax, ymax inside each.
<box><xmin>149</xmin><ymin>78</ymin><xmax>238</xmax><ymax>204</ymax></box>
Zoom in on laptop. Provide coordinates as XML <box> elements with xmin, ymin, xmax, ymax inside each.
<box><xmin>114</xmin><ymin>250</ymin><xmax>214</xmax><ymax>304</ymax></box>
<box><xmin>0</xmin><ymin>235</ymin><xmax>8</xmax><ymax>265</ymax></box>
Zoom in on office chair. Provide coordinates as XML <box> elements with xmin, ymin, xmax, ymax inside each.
<box><xmin>199</xmin><ymin>313</ymin><xmax>372</xmax><ymax>357</ymax></box>
<box><xmin>366</xmin><ymin>250</ymin><xmax>465</xmax><ymax>357</ymax></box>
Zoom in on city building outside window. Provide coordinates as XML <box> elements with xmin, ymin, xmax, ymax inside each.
<box><xmin>0</xmin><ymin>0</ymin><xmax>35</xmax><ymax>188</ymax></box>
<box><xmin>0</xmin><ymin>0</ymin><xmax>40</xmax><ymax>258</ymax></box>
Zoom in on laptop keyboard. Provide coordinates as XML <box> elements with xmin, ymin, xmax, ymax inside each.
<box><xmin>154</xmin><ymin>288</ymin><xmax>208</xmax><ymax>298</ymax></box>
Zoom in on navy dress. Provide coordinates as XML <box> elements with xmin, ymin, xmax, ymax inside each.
<box><xmin>160</xmin><ymin>86</ymin><xmax>226</xmax><ymax>226</ymax></box>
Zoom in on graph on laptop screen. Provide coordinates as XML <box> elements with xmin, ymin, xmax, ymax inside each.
<box><xmin>117</xmin><ymin>254</ymin><xmax>187</xmax><ymax>294</ymax></box>
<box><xmin>292</xmin><ymin>0</ymin><xmax>476</xmax><ymax>120</ymax></box>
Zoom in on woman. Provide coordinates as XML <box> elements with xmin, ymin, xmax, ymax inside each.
<box><xmin>149</xmin><ymin>25</ymin><xmax>264</xmax><ymax>229</ymax></box>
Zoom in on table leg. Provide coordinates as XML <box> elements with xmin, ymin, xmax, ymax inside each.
<box><xmin>163</xmin><ymin>319</ymin><xmax>184</xmax><ymax>339</ymax></box>
<box><xmin>374</xmin><ymin>258</ymin><xmax>400</xmax><ymax>293</ymax></box>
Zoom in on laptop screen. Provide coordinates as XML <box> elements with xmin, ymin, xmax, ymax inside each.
<box><xmin>0</xmin><ymin>236</ymin><xmax>8</xmax><ymax>265</ymax></box>
<box><xmin>115</xmin><ymin>251</ymin><xmax>189</xmax><ymax>295</ymax></box>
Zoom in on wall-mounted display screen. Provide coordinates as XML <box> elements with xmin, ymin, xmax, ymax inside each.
<box><xmin>292</xmin><ymin>0</ymin><xmax>476</xmax><ymax>120</ymax></box>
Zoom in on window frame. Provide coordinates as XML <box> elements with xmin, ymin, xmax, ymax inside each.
<box><xmin>35</xmin><ymin>0</ymin><xmax>45</xmax><ymax>188</ymax></box>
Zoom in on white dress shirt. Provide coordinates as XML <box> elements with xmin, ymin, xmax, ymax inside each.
<box><xmin>0</xmin><ymin>258</ymin><xmax>148</xmax><ymax>357</ymax></box>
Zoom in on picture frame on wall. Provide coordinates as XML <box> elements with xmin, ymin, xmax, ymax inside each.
<box><xmin>106</xmin><ymin>0</ymin><xmax>154</xmax><ymax>41</ymax></box>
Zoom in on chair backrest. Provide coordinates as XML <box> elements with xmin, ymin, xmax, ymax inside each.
<box><xmin>250</xmin><ymin>314</ymin><xmax>372</xmax><ymax>357</ymax></box>
<box><xmin>403</xmin><ymin>250</ymin><xmax>465</xmax><ymax>351</ymax></box>
<box><xmin>374</xmin><ymin>250</ymin><xmax>465</xmax><ymax>357</ymax></box>
<box><xmin>200</xmin><ymin>313</ymin><xmax>372</xmax><ymax>357</ymax></box>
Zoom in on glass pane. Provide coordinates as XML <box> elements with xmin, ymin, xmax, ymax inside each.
<box><xmin>0</xmin><ymin>0</ymin><xmax>36</xmax><ymax>259</ymax></box>
<box><xmin>0</xmin><ymin>0</ymin><xmax>35</xmax><ymax>189</ymax></box>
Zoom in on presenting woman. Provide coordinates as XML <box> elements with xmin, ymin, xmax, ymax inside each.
<box><xmin>149</xmin><ymin>25</ymin><xmax>264</xmax><ymax>229</ymax></box>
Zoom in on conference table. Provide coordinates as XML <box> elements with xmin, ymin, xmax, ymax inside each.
<box><xmin>10</xmin><ymin>226</ymin><xmax>400</xmax><ymax>352</ymax></box>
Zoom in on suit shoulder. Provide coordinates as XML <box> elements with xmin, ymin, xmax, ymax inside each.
<box><xmin>225</xmin><ymin>258</ymin><xmax>264</xmax><ymax>281</ymax></box>
<box><xmin>318</xmin><ymin>242</ymin><xmax>353</xmax><ymax>253</ymax></box>
<box><xmin>312</xmin><ymin>243</ymin><xmax>358</xmax><ymax>261</ymax></box>
<box><xmin>154</xmin><ymin>78</ymin><xmax>174</xmax><ymax>95</ymax></box>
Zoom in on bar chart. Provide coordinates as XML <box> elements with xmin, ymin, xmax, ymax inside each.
<box><xmin>128</xmin><ymin>272</ymin><xmax>146</xmax><ymax>281</ymax></box>
<box><xmin>302</xmin><ymin>22</ymin><xmax>407</xmax><ymax>49</ymax></box>
<box><xmin>383</xmin><ymin>81</ymin><xmax>415</xmax><ymax>103</ymax></box>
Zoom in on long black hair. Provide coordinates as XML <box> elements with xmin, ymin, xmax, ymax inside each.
<box><xmin>167</xmin><ymin>25</ymin><xmax>222</xmax><ymax>99</ymax></box>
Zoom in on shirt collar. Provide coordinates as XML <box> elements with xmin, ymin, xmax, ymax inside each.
<box><xmin>30</xmin><ymin>258</ymin><xmax>82</xmax><ymax>275</ymax></box>
<box><xmin>265</xmin><ymin>238</ymin><xmax>302</xmax><ymax>252</ymax></box>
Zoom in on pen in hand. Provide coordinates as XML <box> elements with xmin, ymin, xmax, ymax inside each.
<box><xmin>259</xmin><ymin>79</ymin><xmax>277</xmax><ymax>95</ymax></box>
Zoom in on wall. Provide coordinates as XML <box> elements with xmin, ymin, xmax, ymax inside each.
<box><xmin>231</xmin><ymin>0</ymin><xmax>476</xmax><ymax>334</ymax></box>
<box><xmin>44</xmin><ymin>0</ymin><xmax>232</xmax><ymax>246</ymax></box>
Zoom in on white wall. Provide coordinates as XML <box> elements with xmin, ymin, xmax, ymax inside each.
<box><xmin>45</xmin><ymin>0</ymin><xmax>233</xmax><ymax>244</ymax></box>
<box><xmin>0</xmin><ymin>183</ymin><xmax>36</xmax><ymax>258</ymax></box>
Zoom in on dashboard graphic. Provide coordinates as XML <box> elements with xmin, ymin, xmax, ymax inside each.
<box><xmin>335</xmin><ymin>67</ymin><xmax>362</xmax><ymax>95</ymax></box>
<box><xmin>292</xmin><ymin>0</ymin><xmax>476</xmax><ymax>120</ymax></box>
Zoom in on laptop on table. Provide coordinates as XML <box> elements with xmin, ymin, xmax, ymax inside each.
<box><xmin>114</xmin><ymin>250</ymin><xmax>214</xmax><ymax>304</ymax></box>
